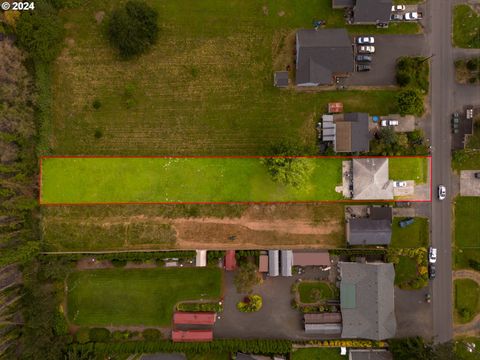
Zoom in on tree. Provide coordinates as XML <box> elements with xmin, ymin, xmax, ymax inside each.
<box><xmin>397</xmin><ymin>89</ymin><xmax>424</xmax><ymax>116</ymax></box>
<box><xmin>234</xmin><ymin>262</ymin><xmax>261</xmax><ymax>294</ymax></box>
<box><xmin>107</xmin><ymin>0</ymin><xmax>159</xmax><ymax>59</ymax></box>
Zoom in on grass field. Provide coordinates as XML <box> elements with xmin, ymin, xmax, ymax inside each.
<box><xmin>454</xmin><ymin>279</ymin><xmax>480</xmax><ymax>324</ymax></box>
<box><xmin>41</xmin><ymin>157</ymin><xmax>344</xmax><ymax>203</ymax></box>
<box><xmin>455</xmin><ymin>338</ymin><xmax>480</xmax><ymax>359</ymax></box>
<box><xmin>298</xmin><ymin>281</ymin><xmax>335</xmax><ymax>303</ymax></box>
<box><xmin>67</xmin><ymin>267</ymin><xmax>222</xmax><ymax>326</ymax></box>
<box><xmin>453</xmin><ymin>5</ymin><xmax>480</xmax><ymax>48</ymax></box>
<box><xmin>394</xmin><ymin>256</ymin><xmax>418</xmax><ymax>286</ymax></box>
<box><xmin>452</xmin><ymin>151</ymin><xmax>480</xmax><ymax>171</ymax></box>
<box><xmin>389</xmin><ymin>157</ymin><xmax>428</xmax><ymax>184</ymax></box>
<box><xmin>454</xmin><ymin>197</ymin><xmax>480</xmax><ymax>269</ymax></box>
<box><xmin>391</xmin><ymin>217</ymin><xmax>429</xmax><ymax>248</ymax></box>
<box><xmin>291</xmin><ymin>348</ymin><xmax>343</xmax><ymax>360</ymax></box>
<box><xmin>49</xmin><ymin>0</ymin><xmax>405</xmax><ymax>156</ymax></box>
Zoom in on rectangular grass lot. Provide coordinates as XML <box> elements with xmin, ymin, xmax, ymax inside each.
<box><xmin>67</xmin><ymin>267</ymin><xmax>222</xmax><ymax>326</ymax></box>
<box><xmin>40</xmin><ymin>157</ymin><xmax>344</xmax><ymax>203</ymax></box>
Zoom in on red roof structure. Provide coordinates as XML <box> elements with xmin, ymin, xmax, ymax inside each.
<box><xmin>328</xmin><ymin>102</ymin><xmax>344</xmax><ymax>113</ymax></box>
<box><xmin>293</xmin><ymin>251</ymin><xmax>330</xmax><ymax>266</ymax></box>
<box><xmin>172</xmin><ymin>330</ymin><xmax>213</xmax><ymax>342</ymax></box>
<box><xmin>259</xmin><ymin>254</ymin><xmax>268</xmax><ymax>272</ymax></box>
<box><xmin>224</xmin><ymin>250</ymin><xmax>237</xmax><ymax>271</ymax></box>
<box><xmin>173</xmin><ymin>312</ymin><xmax>216</xmax><ymax>325</ymax></box>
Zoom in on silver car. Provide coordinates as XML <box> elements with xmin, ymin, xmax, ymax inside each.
<box><xmin>438</xmin><ymin>185</ymin><xmax>446</xmax><ymax>200</ymax></box>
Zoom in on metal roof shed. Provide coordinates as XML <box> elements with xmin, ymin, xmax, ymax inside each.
<box><xmin>259</xmin><ymin>254</ymin><xmax>269</xmax><ymax>272</ymax></box>
<box><xmin>281</xmin><ymin>250</ymin><xmax>293</xmax><ymax>277</ymax></box>
<box><xmin>173</xmin><ymin>312</ymin><xmax>216</xmax><ymax>325</ymax></box>
<box><xmin>195</xmin><ymin>250</ymin><xmax>207</xmax><ymax>267</ymax></box>
<box><xmin>268</xmin><ymin>250</ymin><xmax>279</xmax><ymax>277</ymax></box>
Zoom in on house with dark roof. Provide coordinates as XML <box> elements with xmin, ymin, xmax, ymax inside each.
<box><xmin>328</xmin><ymin>113</ymin><xmax>370</xmax><ymax>153</ymax></box>
<box><xmin>347</xmin><ymin>206</ymin><xmax>393</xmax><ymax>246</ymax></box>
<box><xmin>296</xmin><ymin>29</ymin><xmax>354</xmax><ymax>86</ymax></box>
<box><xmin>352</xmin><ymin>158</ymin><xmax>393</xmax><ymax>200</ymax></box>
<box><xmin>332</xmin><ymin>0</ymin><xmax>392</xmax><ymax>25</ymax></box>
<box><xmin>349</xmin><ymin>349</ymin><xmax>393</xmax><ymax>360</ymax></box>
<box><xmin>339</xmin><ymin>262</ymin><xmax>396</xmax><ymax>340</ymax></box>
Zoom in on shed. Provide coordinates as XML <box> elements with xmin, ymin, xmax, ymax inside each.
<box><xmin>259</xmin><ymin>254</ymin><xmax>269</xmax><ymax>272</ymax></box>
<box><xmin>224</xmin><ymin>250</ymin><xmax>237</xmax><ymax>271</ymax></box>
<box><xmin>281</xmin><ymin>250</ymin><xmax>293</xmax><ymax>277</ymax></box>
<box><xmin>195</xmin><ymin>250</ymin><xmax>207</xmax><ymax>267</ymax></box>
<box><xmin>268</xmin><ymin>250</ymin><xmax>279</xmax><ymax>277</ymax></box>
<box><xmin>274</xmin><ymin>71</ymin><xmax>289</xmax><ymax>87</ymax></box>
<box><xmin>171</xmin><ymin>330</ymin><xmax>213</xmax><ymax>342</ymax></box>
<box><xmin>328</xmin><ymin>102</ymin><xmax>344</xmax><ymax>113</ymax></box>
<box><xmin>173</xmin><ymin>312</ymin><xmax>216</xmax><ymax>325</ymax></box>
<box><xmin>293</xmin><ymin>251</ymin><xmax>331</xmax><ymax>266</ymax></box>
<box><xmin>349</xmin><ymin>349</ymin><xmax>393</xmax><ymax>360</ymax></box>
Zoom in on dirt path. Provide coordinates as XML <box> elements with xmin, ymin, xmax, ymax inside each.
<box><xmin>452</xmin><ymin>269</ymin><xmax>480</xmax><ymax>336</ymax></box>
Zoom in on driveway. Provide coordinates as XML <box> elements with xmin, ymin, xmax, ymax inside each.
<box><xmin>348</xmin><ymin>35</ymin><xmax>428</xmax><ymax>86</ymax></box>
<box><xmin>460</xmin><ymin>170</ymin><xmax>480</xmax><ymax>196</ymax></box>
<box><xmin>394</xmin><ymin>287</ymin><xmax>433</xmax><ymax>339</ymax></box>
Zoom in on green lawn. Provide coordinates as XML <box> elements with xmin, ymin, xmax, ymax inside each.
<box><xmin>454</xmin><ymin>197</ymin><xmax>480</xmax><ymax>269</ymax></box>
<box><xmin>391</xmin><ymin>217</ymin><xmax>429</xmax><ymax>248</ymax></box>
<box><xmin>453</xmin><ymin>5</ymin><xmax>480</xmax><ymax>48</ymax></box>
<box><xmin>455</xmin><ymin>338</ymin><xmax>480</xmax><ymax>359</ymax></box>
<box><xmin>41</xmin><ymin>157</ymin><xmax>344</xmax><ymax>203</ymax></box>
<box><xmin>389</xmin><ymin>157</ymin><xmax>428</xmax><ymax>184</ymax></box>
<box><xmin>454</xmin><ymin>279</ymin><xmax>480</xmax><ymax>324</ymax></box>
<box><xmin>298</xmin><ymin>281</ymin><xmax>335</xmax><ymax>303</ymax></box>
<box><xmin>50</xmin><ymin>0</ymin><xmax>405</xmax><ymax>156</ymax></box>
<box><xmin>452</xmin><ymin>151</ymin><xmax>480</xmax><ymax>171</ymax></box>
<box><xmin>394</xmin><ymin>256</ymin><xmax>419</xmax><ymax>286</ymax></box>
<box><xmin>291</xmin><ymin>348</ymin><xmax>343</xmax><ymax>360</ymax></box>
<box><xmin>67</xmin><ymin>267</ymin><xmax>222</xmax><ymax>326</ymax></box>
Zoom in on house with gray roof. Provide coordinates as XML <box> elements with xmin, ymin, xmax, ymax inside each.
<box><xmin>349</xmin><ymin>349</ymin><xmax>393</xmax><ymax>360</ymax></box>
<box><xmin>296</xmin><ymin>29</ymin><xmax>354</xmax><ymax>86</ymax></box>
<box><xmin>332</xmin><ymin>0</ymin><xmax>392</xmax><ymax>25</ymax></box>
<box><xmin>347</xmin><ymin>206</ymin><xmax>393</xmax><ymax>245</ymax></box>
<box><xmin>352</xmin><ymin>158</ymin><xmax>393</xmax><ymax>200</ymax></box>
<box><xmin>339</xmin><ymin>262</ymin><xmax>396</xmax><ymax>340</ymax></box>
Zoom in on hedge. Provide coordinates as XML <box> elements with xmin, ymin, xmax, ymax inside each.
<box><xmin>89</xmin><ymin>328</ymin><xmax>111</xmax><ymax>342</ymax></box>
<box><xmin>329</xmin><ymin>249</ymin><xmax>387</xmax><ymax>256</ymax></box>
<box><xmin>176</xmin><ymin>302</ymin><xmax>223</xmax><ymax>313</ymax></box>
<box><xmin>40</xmin><ymin>251</ymin><xmax>196</xmax><ymax>263</ymax></box>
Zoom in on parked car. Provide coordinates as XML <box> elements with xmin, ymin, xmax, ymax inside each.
<box><xmin>356</xmin><ymin>36</ymin><xmax>375</xmax><ymax>44</ymax></box>
<box><xmin>428</xmin><ymin>263</ymin><xmax>436</xmax><ymax>279</ymax></box>
<box><xmin>425</xmin><ymin>293</ymin><xmax>431</xmax><ymax>303</ymax></box>
<box><xmin>399</xmin><ymin>217</ymin><xmax>415</xmax><ymax>228</ymax></box>
<box><xmin>356</xmin><ymin>54</ymin><xmax>372</xmax><ymax>63</ymax></box>
<box><xmin>438</xmin><ymin>185</ymin><xmax>446</xmax><ymax>200</ymax></box>
<box><xmin>392</xmin><ymin>4</ymin><xmax>406</xmax><ymax>11</ymax></box>
<box><xmin>404</xmin><ymin>12</ymin><xmax>423</xmax><ymax>20</ymax></box>
<box><xmin>475</xmin><ymin>172</ymin><xmax>480</xmax><ymax>179</ymax></box>
<box><xmin>429</xmin><ymin>247</ymin><xmax>437</xmax><ymax>264</ymax></box>
<box><xmin>390</xmin><ymin>13</ymin><xmax>404</xmax><ymax>21</ymax></box>
<box><xmin>356</xmin><ymin>64</ymin><xmax>371</xmax><ymax>72</ymax></box>
<box><xmin>393</xmin><ymin>181</ymin><xmax>407</xmax><ymax>188</ymax></box>
<box><xmin>381</xmin><ymin>119</ymin><xmax>399</xmax><ymax>126</ymax></box>
<box><xmin>357</xmin><ymin>45</ymin><xmax>375</xmax><ymax>54</ymax></box>
<box><xmin>452</xmin><ymin>112</ymin><xmax>460</xmax><ymax>124</ymax></box>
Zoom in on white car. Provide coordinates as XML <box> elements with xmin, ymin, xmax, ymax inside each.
<box><xmin>429</xmin><ymin>247</ymin><xmax>437</xmax><ymax>264</ymax></box>
<box><xmin>392</xmin><ymin>4</ymin><xmax>406</xmax><ymax>11</ymax></box>
<box><xmin>381</xmin><ymin>119</ymin><xmax>399</xmax><ymax>126</ymax></box>
<box><xmin>393</xmin><ymin>181</ymin><xmax>407</xmax><ymax>188</ymax></box>
<box><xmin>404</xmin><ymin>12</ymin><xmax>420</xmax><ymax>20</ymax></box>
<box><xmin>357</xmin><ymin>45</ymin><xmax>375</xmax><ymax>54</ymax></box>
<box><xmin>438</xmin><ymin>185</ymin><xmax>446</xmax><ymax>200</ymax></box>
<box><xmin>357</xmin><ymin>36</ymin><xmax>375</xmax><ymax>45</ymax></box>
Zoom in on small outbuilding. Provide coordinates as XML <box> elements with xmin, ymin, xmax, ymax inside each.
<box><xmin>195</xmin><ymin>250</ymin><xmax>207</xmax><ymax>267</ymax></box>
<box><xmin>293</xmin><ymin>251</ymin><xmax>331</xmax><ymax>266</ymax></box>
<box><xmin>224</xmin><ymin>250</ymin><xmax>237</xmax><ymax>271</ymax></box>
<box><xmin>281</xmin><ymin>250</ymin><xmax>293</xmax><ymax>277</ymax></box>
<box><xmin>173</xmin><ymin>312</ymin><xmax>216</xmax><ymax>325</ymax></box>
<box><xmin>274</xmin><ymin>71</ymin><xmax>289</xmax><ymax>87</ymax></box>
<box><xmin>259</xmin><ymin>254</ymin><xmax>269</xmax><ymax>273</ymax></box>
<box><xmin>268</xmin><ymin>250</ymin><xmax>279</xmax><ymax>277</ymax></box>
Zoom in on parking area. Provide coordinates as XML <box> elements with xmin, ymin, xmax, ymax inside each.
<box><xmin>460</xmin><ymin>170</ymin><xmax>480</xmax><ymax>196</ymax></box>
<box><xmin>394</xmin><ymin>287</ymin><xmax>433</xmax><ymax>339</ymax></box>
<box><xmin>347</xmin><ymin>35</ymin><xmax>428</xmax><ymax>86</ymax></box>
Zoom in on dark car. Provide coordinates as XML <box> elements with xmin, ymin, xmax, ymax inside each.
<box><xmin>356</xmin><ymin>64</ymin><xmax>371</xmax><ymax>72</ymax></box>
<box><xmin>390</xmin><ymin>13</ymin><xmax>403</xmax><ymax>21</ymax></box>
<box><xmin>399</xmin><ymin>217</ymin><xmax>415</xmax><ymax>228</ymax></box>
<box><xmin>428</xmin><ymin>263</ymin><xmax>436</xmax><ymax>279</ymax></box>
<box><xmin>475</xmin><ymin>172</ymin><xmax>480</xmax><ymax>179</ymax></box>
<box><xmin>356</xmin><ymin>54</ymin><xmax>372</xmax><ymax>63</ymax></box>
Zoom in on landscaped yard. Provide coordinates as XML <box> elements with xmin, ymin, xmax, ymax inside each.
<box><xmin>455</xmin><ymin>338</ymin><xmax>480</xmax><ymax>360</ymax></box>
<box><xmin>49</xmin><ymin>0</ymin><xmax>406</xmax><ymax>156</ymax></box>
<box><xmin>453</xmin><ymin>151</ymin><xmax>480</xmax><ymax>171</ymax></box>
<box><xmin>391</xmin><ymin>217</ymin><xmax>429</xmax><ymax>248</ymax></box>
<box><xmin>66</xmin><ymin>267</ymin><xmax>222</xmax><ymax>326</ymax></box>
<box><xmin>389</xmin><ymin>157</ymin><xmax>428</xmax><ymax>184</ymax></box>
<box><xmin>453</xmin><ymin>5</ymin><xmax>480</xmax><ymax>48</ymax></box>
<box><xmin>454</xmin><ymin>279</ymin><xmax>480</xmax><ymax>324</ymax></box>
<box><xmin>454</xmin><ymin>197</ymin><xmax>480</xmax><ymax>269</ymax></box>
<box><xmin>394</xmin><ymin>256</ymin><xmax>419</xmax><ymax>286</ymax></box>
<box><xmin>298</xmin><ymin>281</ymin><xmax>335</xmax><ymax>303</ymax></box>
<box><xmin>291</xmin><ymin>348</ymin><xmax>343</xmax><ymax>360</ymax></box>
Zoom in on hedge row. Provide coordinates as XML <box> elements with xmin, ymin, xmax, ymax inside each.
<box><xmin>329</xmin><ymin>249</ymin><xmax>387</xmax><ymax>256</ymax></box>
<box><xmin>69</xmin><ymin>339</ymin><xmax>292</xmax><ymax>355</ymax></box>
<box><xmin>40</xmin><ymin>251</ymin><xmax>196</xmax><ymax>263</ymax></box>
<box><xmin>76</xmin><ymin>328</ymin><xmax>162</xmax><ymax>344</ymax></box>
<box><xmin>176</xmin><ymin>302</ymin><xmax>223</xmax><ymax>313</ymax></box>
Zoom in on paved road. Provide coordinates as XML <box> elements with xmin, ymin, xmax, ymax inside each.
<box><xmin>427</xmin><ymin>0</ymin><xmax>454</xmax><ymax>343</ymax></box>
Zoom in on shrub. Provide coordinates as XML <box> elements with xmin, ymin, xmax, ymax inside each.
<box><xmin>89</xmin><ymin>328</ymin><xmax>111</xmax><ymax>342</ymax></box>
<box><xmin>234</xmin><ymin>262</ymin><xmax>261</xmax><ymax>294</ymax></box>
<box><xmin>75</xmin><ymin>328</ymin><xmax>90</xmax><ymax>344</ymax></box>
<box><xmin>107</xmin><ymin>0</ymin><xmax>159</xmax><ymax>59</ymax></box>
<box><xmin>94</xmin><ymin>129</ymin><xmax>103</xmax><ymax>139</ymax></box>
<box><xmin>112</xmin><ymin>330</ymin><xmax>131</xmax><ymax>341</ymax></box>
<box><xmin>466</xmin><ymin>59</ymin><xmax>479</xmax><ymax>71</ymax></box>
<box><xmin>397</xmin><ymin>89</ymin><xmax>424</xmax><ymax>116</ymax></box>
<box><xmin>53</xmin><ymin>310</ymin><xmax>69</xmax><ymax>336</ymax></box>
<box><xmin>92</xmin><ymin>99</ymin><xmax>102</xmax><ymax>109</ymax></box>
<box><xmin>237</xmin><ymin>295</ymin><xmax>262</xmax><ymax>313</ymax></box>
<box><xmin>142</xmin><ymin>329</ymin><xmax>162</xmax><ymax>341</ymax></box>
<box><xmin>111</xmin><ymin>259</ymin><xmax>127</xmax><ymax>267</ymax></box>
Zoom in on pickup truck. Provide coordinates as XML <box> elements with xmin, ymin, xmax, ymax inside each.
<box><xmin>404</xmin><ymin>12</ymin><xmax>423</xmax><ymax>20</ymax></box>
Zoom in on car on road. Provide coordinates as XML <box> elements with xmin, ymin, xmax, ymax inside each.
<box><xmin>404</xmin><ymin>11</ymin><xmax>423</xmax><ymax>20</ymax></box>
<box><xmin>428</xmin><ymin>263</ymin><xmax>436</xmax><ymax>279</ymax></box>
<box><xmin>356</xmin><ymin>36</ymin><xmax>374</xmax><ymax>44</ymax></box>
<box><xmin>475</xmin><ymin>172</ymin><xmax>480</xmax><ymax>179</ymax></box>
<box><xmin>393</xmin><ymin>181</ymin><xmax>407</xmax><ymax>187</ymax></box>
<box><xmin>356</xmin><ymin>64</ymin><xmax>371</xmax><ymax>72</ymax></box>
<box><xmin>438</xmin><ymin>185</ymin><xmax>446</xmax><ymax>200</ymax></box>
<box><xmin>429</xmin><ymin>247</ymin><xmax>437</xmax><ymax>264</ymax></box>
<box><xmin>390</xmin><ymin>13</ymin><xmax>404</xmax><ymax>21</ymax></box>
<box><xmin>357</xmin><ymin>45</ymin><xmax>375</xmax><ymax>54</ymax></box>
<box><xmin>399</xmin><ymin>217</ymin><xmax>415</xmax><ymax>228</ymax></box>
<box><xmin>392</xmin><ymin>4</ymin><xmax>406</xmax><ymax>11</ymax></box>
<box><xmin>356</xmin><ymin>54</ymin><xmax>372</xmax><ymax>63</ymax></box>
<box><xmin>381</xmin><ymin>119</ymin><xmax>399</xmax><ymax>126</ymax></box>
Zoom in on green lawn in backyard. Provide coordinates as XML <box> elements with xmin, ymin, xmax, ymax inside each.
<box><xmin>298</xmin><ymin>281</ymin><xmax>335</xmax><ymax>303</ymax></box>
<box><xmin>50</xmin><ymin>0</ymin><xmax>405</xmax><ymax>156</ymax></box>
<box><xmin>455</xmin><ymin>338</ymin><xmax>480</xmax><ymax>359</ymax></box>
<box><xmin>67</xmin><ymin>267</ymin><xmax>222</xmax><ymax>326</ymax></box>
<box><xmin>41</xmin><ymin>157</ymin><xmax>344</xmax><ymax>203</ymax></box>
<box><xmin>394</xmin><ymin>256</ymin><xmax>418</xmax><ymax>286</ymax></box>
<box><xmin>454</xmin><ymin>197</ymin><xmax>480</xmax><ymax>269</ymax></box>
<box><xmin>291</xmin><ymin>348</ymin><xmax>344</xmax><ymax>360</ymax></box>
<box><xmin>391</xmin><ymin>217</ymin><xmax>429</xmax><ymax>248</ymax></box>
<box><xmin>453</xmin><ymin>5</ymin><xmax>480</xmax><ymax>48</ymax></box>
<box><xmin>454</xmin><ymin>279</ymin><xmax>480</xmax><ymax>324</ymax></box>
<box><xmin>389</xmin><ymin>157</ymin><xmax>428</xmax><ymax>184</ymax></box>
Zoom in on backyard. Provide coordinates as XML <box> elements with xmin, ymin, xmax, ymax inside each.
<box><xmin>454</xmin><ymin>197</ymin><xmax>480</xmax><ymax>269</ymax></box>
<box><xmin>389</xmin><ymin>157</ymin><xmax>428</xmax><ymax>184</ymax></box>
<box><xmin>297</xmin><ymin>281</ymin><xmax>336</xmax><ymax>303</ymax></box>
<box><xmin>391</xmin><ymin>217</ymin><xmax>429</xmax><ymax>248</ymax></box>
<box><xmin>66</xmin><ymin>267</ymin><xmax>222</xmax><ymax>326</ymax></box>
<box><xmin>452</xmin><ymin>4</ymin><xmax>480</xmax><ymax>48</ymax></box>
<box><xmin>454</xmin><ymin>279</ymin><xmax>480</xmax><ymax>324</ymax></box>
<box><xmin>49</xmin><ymin>0</ymin><xmax>404</xmax><ymax>156</ymax></box>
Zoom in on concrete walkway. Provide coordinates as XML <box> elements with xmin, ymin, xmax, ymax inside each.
<box><xmin>452</xmin><ymin>269</ymin><xmax>480</xmax><ymax>336</ymax></box>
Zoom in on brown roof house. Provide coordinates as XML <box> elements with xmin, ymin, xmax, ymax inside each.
<box><xmin>322</xmin><ymin>113</ymin><xmax>370</xmax><ymax>153</ymax></box>
<box><xmin>296</xmin><ymin>29</ymin><xmax>354</xmax><ymax>86</ymax></box>
<box><xmin>352</xmin><ymin>158</ymin><xmax>393</xmax><ymax>200</ymax></box>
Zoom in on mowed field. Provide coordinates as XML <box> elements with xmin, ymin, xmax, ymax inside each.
<box><xmin>50</xmin><ymin>0</ymin><xmax>401</xmax><ymax>156</ymax></box>
<box><xmin>389</xmin><ymin>157</ymin><xmax>429</xmax><ymax>184</ymax></box>
<box><xmin>67</xmin><ymin>267</ymin><xmax>222</xmax><ymax>326</ymax></box>
<box><xmin>41</xmin><ymin>157</ymin><xmax>343</xmax><ymax>203</ymax></box>
<box><xmin>454</xmin><ymin>197</ymin><xmax>480</xmax><ymax>269</ymax></box>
